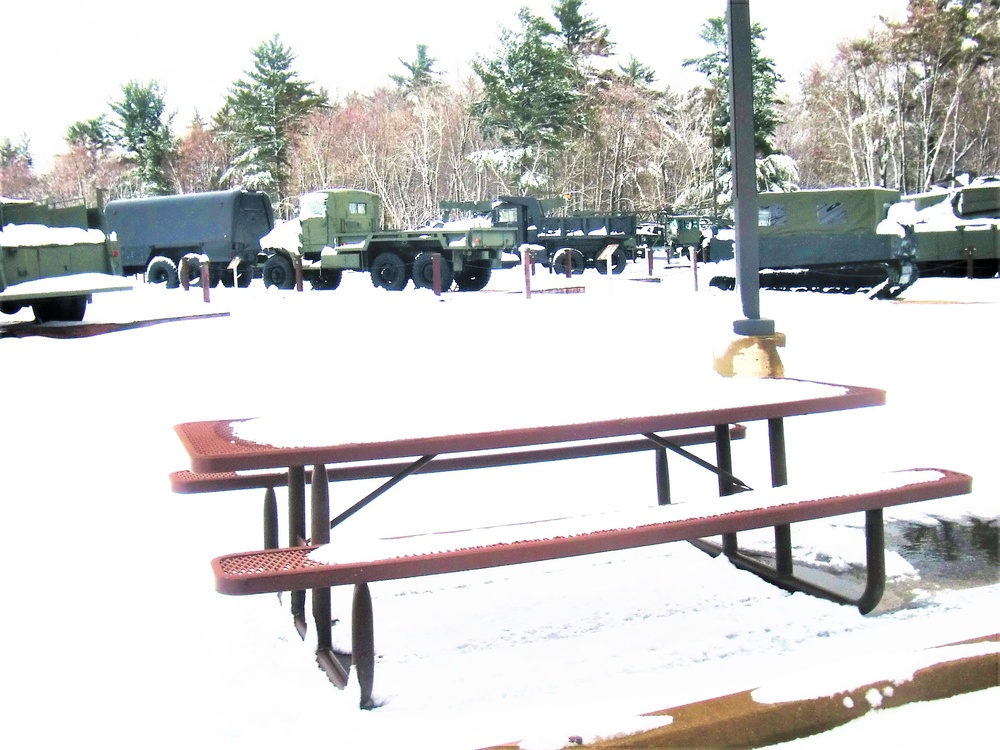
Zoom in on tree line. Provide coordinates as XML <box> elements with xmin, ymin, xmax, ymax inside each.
<box><xmin>2</xmin><ymin>0</ymin><xmax>998</xmax><ymax>226</ymax></box>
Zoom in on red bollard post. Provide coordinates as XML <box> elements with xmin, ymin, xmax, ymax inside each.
<box><xmin>180</xmin><ymin>256</ymin><xmax>190</xmax><ymax>291</ymax></box>
<box><xmin>432</xmin><ymin>252</ymin><xmax>442</xmax><ymax>296</ymax></box>
<box><xmin>201</xmin><ymin>258</ymin><xmax>210</xmax><ymax>303</ymax></box>
<box><xmin>523</xmin><ymin>248</ymin><xmax>532</xmax><ymax>299</ymax></box>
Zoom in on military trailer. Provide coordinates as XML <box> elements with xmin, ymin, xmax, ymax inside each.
<box><xmin>104</xmin><ymin>188</ymin><xmax>274</xmax><ymax>288</ymax></box>
<box><xmin>445</xmin><ymin>196</ymin><xmax>638</xmax><ymax>274</ymax></box>
<box><xmin>260</xmin><ymin>189</ymin><xmax>519</xmax><ymax>292</ymax></box>
<box><xmin>1</xmin><ymin>197</ymin><xmax>129</xmax><ymax>322</ymax></box>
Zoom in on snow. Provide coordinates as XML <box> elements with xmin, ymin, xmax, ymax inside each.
<box><xmin>0</xmin><ymin>222</ymin><xmax>108</xmax><ymax>246</ymax></box>
<box><xmin>260</xmin><ymin>217</ymin><xmax>302</xmax><ymax>253</ymax></box>
<box><xmin>0</xmin><ymin>272</ymin><xmax>134</xmax><ymax>299</ymax></box>
<box><xmin>1</xmin><ymin>259</ymin><xmax>997</xmax><ymax>749</ymax></box>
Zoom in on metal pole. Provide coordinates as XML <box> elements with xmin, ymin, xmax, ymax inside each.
<box><xmin>727</xmin><ymin>0</ymin><xmax>774</xmax><ymax>338</ymax></box>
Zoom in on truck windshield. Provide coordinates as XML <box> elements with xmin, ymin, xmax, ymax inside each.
<box><xmin>300</xmin><ymin>193</ymin><xmax>328</xmax><ymax>220</ymax></box>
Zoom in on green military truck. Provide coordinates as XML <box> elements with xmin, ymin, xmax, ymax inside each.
<box><xmin>1</xmin><ymin>197</ymin><xmax>129</xmax><ymax>322</ymax></box>
<box><xmin>260</xmin><ymin>189</ymin><xmax>520</xmax><ymax>292</ymax></box>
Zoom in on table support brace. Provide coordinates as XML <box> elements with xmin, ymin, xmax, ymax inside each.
<box><xmin>691</xmin><ymin>508</ymin><xmax>887</xmax><ymax>614</ymax></box>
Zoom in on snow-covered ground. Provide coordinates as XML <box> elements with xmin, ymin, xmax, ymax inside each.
<box><xmin>1</xmin><ymin>258</ymin><xmax>996</xmax><ymax>749</ymax></box>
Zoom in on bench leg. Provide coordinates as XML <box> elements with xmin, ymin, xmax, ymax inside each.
<box><xmin>352</xmin><ymin>583</ymin><xmax>376</xmax><ymax>709</ymax></box>
<box><xmin>768</xmin><ymin>418</ymin><xmax>793</xmax><ymax>574</ymax></box>
<box><xmin>655</xmin><ymin>447</ymin><xmax>670</xmax><ymax>505</ymax></box>
<box><xmin>309</xmin><ymin>463</ymin><xmax>351</xmax><ymax>688</ymax></box>
<box><xmin>289</xmin><ymin>466</ymin><xmax>307</xmax><ymax>639</ymax></box>
<box><xmin>715</xmin><ymin>425</ymin><xmax>738</xmax><ymax>555</ymax></box>
<box><xmin>263</xmin><ymin>486</ymin><xmax>279</xmax><ymax>550</ymax></box>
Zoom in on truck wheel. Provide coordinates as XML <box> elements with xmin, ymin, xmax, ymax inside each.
<box><xmin>551</xmin><ymin>248</ymin><xmax>585</xmax><ymax>275</ymax></box>
<box><xmin>262</xmin><ymin>254</ymin><xmax>296</xmax><ymax>289</ymax></box>
<box><xmin>454</xmin><ymin>259</ymin><xmax>492</xmax><ymax>291</ymax></box>
<box><xmin>370</xmin><ymin>252</ymin><xmax>409</xmax><ymax>291</ymax></box>
<box><xmin>146</xmin><ymin>256</ymin><xmax>179</xmax><ymax>288</ymax></box>
<box><xmin>31</xmin><ymin>296</ymin><xmax>87</xmax><ymax>322</ymax></box>
<box><xmin>594</xmin><ymin>246</ymin><xmax>627</xmax><ymax>275</ymax></box>
<box><xmin>310</xmin><ymin>270</ymin><xmax>343</xmax><ymax>290</ymax></box>
<box><xmin>216</xmin><ymin>264</ymin><xmax>254</xmax><ymax>288</ymax></box>
<box><xmin>412</xmin><ymin>252</ymin><xmax>454</xmax><ymax>291</ymax></box>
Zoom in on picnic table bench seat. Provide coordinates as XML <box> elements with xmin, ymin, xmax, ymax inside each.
<box><xmin>211</xmin><ymin>467</ymin><xmax>972</xmax><ymax>708</ymax></box>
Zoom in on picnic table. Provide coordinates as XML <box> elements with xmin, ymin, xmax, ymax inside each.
<box><xmin>173</xmin><ymin>376</ymin><xmax>971</xmax><ymax>707</ymax></box>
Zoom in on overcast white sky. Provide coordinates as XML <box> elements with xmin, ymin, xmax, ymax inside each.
<box><xmin>3</xmin><ymin>0</ymin><xmax>909</xmax><ymax>171</ymax></box>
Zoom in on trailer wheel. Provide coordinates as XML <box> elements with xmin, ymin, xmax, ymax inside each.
<box><xmin>310</xmin><ymin>269</ymin><xmax>343</xmax><ymax>290</ymax></box>
<box><xmin>412</xmin><ymin>252</ymin><xmax>454</xmax><ymax>291</ymax></box>
<box><xmin>178</xmin><ymin>255</ymin><xmax>205</xmax><ymax>287</ymax></box>
<box><xmin>146</xmin><ymin>256</ymin><xmax>179</xmax><ymax>288</ymax></box>
<box><xmin>262</xmin><ymin>254</ymin><xmax>296</xmax><ymax>289</ymax></box>
<box><xmin>370</xmin><ymin>252</ymin><xmax>409</xmax><ymax>291</ymax></box>
<box><xmin>454</xmin><ymin>259</ymin><xmax>493</xmax><ymax>291</ymax></box>
<box><xmin>31</xmin><ymin>296</ymin><xmax>87</xmax><ymax>322</ymax></box>
<box><xmin>593</xmin><ymin>245</ymin><xmax>627</xmax><ymax>275</ymax></box>
<box><xmin>551</xmin><ymin>248</ymin><xmax>585</xmax><ymax>275</ymax></box>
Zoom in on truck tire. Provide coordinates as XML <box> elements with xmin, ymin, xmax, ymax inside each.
<box><xmin>31</xmin><ymin>296</ymin><xmax>87</xmax><ymax>322</ymax></box>
<box><xmin>146</xmin><ymin>256</ymin><xmax>179</xmax><ymax>288</ymax></box>
<box><xmin>370</xmin><ymin>252</ymin><xmax>409</xmax><ymax>291</ymax></box>
<box><xmin>213</xmin><ymin>263</ymin><xmax>253</xmax><ymax>288</ymax></box>
<box><xmin>178</xmin><ymin>255</ymin><xmax>204</xmax><ymax>287</ymax></box>
<box><xmin>454</xmin><ymin>259</ymin><xmax>492</xmax><ymax>291</ymax></box>
<box><xmin>594</xmin><ymin>245</ymin><xmax>627</xmax><ymax>275</ymax></box>
<box><xmin>412</xmin><ymin>252</ymin><xmax>454</xmax><ymax>291</ymax></box>
<box><xmin>551</xmin><ymin>248</ymin><xmax>585</xmax><ymax>276</ymax></box>
<box><xmin>262</xmin><ymin>254</ymin><xmax>296</xmax><ymax>289</ymax></box>
<box><xmin>310</xmin><ymin>269</ymin><xmax>343</xmax><ymax>290</ymax></box>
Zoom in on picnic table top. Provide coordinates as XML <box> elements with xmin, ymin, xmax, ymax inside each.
<box><xmin>175</xmin><ymin>377</ymin><xmax>886</xmax><ymax>474</ymax></box>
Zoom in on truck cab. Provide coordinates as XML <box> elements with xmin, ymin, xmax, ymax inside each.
<box><xmin>299</xmin><ymin>189</ymin><xmax>381</xmax><ymax>256</ymax></box>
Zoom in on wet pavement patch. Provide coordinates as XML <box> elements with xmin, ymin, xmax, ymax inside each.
<box><xmin>887</xmin><ymin>517</ymin><xmax>1000</xmax><ymax>589</ymax></box>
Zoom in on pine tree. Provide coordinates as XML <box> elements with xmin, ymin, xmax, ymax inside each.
<box><xmin>681</xmin><ymin>16</ymin><xmax>794</xmax><ymax>211</ymax></box>
<box><xmin>66</xmin><ymin>116</ymin><xmax>114</xmax><ymax>166</ymax></box>
<box><xmin>471</xmin><ymin>8</ymin><xmax>583</xmax><ymax>189</ymax></box>
<box><xmin>391</xmin><ymin>44</ymin><xmax>442</xmax><ymax>97</ymax></box>
<box><xmin>109</xmin><ymin>80</ymin><xmax>175</xmax><ymax>195</ymax></box>
<box><xmin>221</xmin><ymin>35</ymin><xmax>327</xmax><ymax>211</ymax></box>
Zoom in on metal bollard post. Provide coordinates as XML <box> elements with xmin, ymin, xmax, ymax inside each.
<box><xmin>295</xmin><ymin>255</ymin><xmax>303</xmax><ymax>292</ymax></box>
<box><xmin>647</xmin><ymin>245</ymin><xmax>654</xmax><ymax>277</ymax></box>
<box><xmin>690</xmin><ymin>247</ymin><xmax>699</xmax><ymax>292</ymax></box>
<box><xmin>180</xmin><ymin>256</ymin><xmax>190</xmax><ymax>291</ymax></box>
<box><xmin>965</xmin><ymin>246</ymin><xmax>975</xmax><ymax>279</ymax></box>
<box><xmin>432</xmin><ymin>252</ymin><xmax>442</xmax><ymax>296</ymax></box>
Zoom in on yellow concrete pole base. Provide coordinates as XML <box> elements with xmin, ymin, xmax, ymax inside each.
<box><xmin>713</xmin><ymin>333</ymin><xmax>787</xmax><ymax>378</ymax></box>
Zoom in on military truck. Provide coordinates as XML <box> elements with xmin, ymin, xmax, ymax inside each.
<box><xmin>442</xmin><ymin>196</ymin><xmax>638</xmax><ymax>274</ymax></box>
<box><xmin>260</xmin><ymin>189</ymin><xmax>520</xmax><ymax>292</ymax></box>
<box><xmin>1</xmin><ymin>197</ymin><xmax>129</xmax><ymax>322</ymax></box>
<box><xmin>104</xmin><ymin>188</ymin><xmax>274</xmax><ymax>288</ymax></box>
